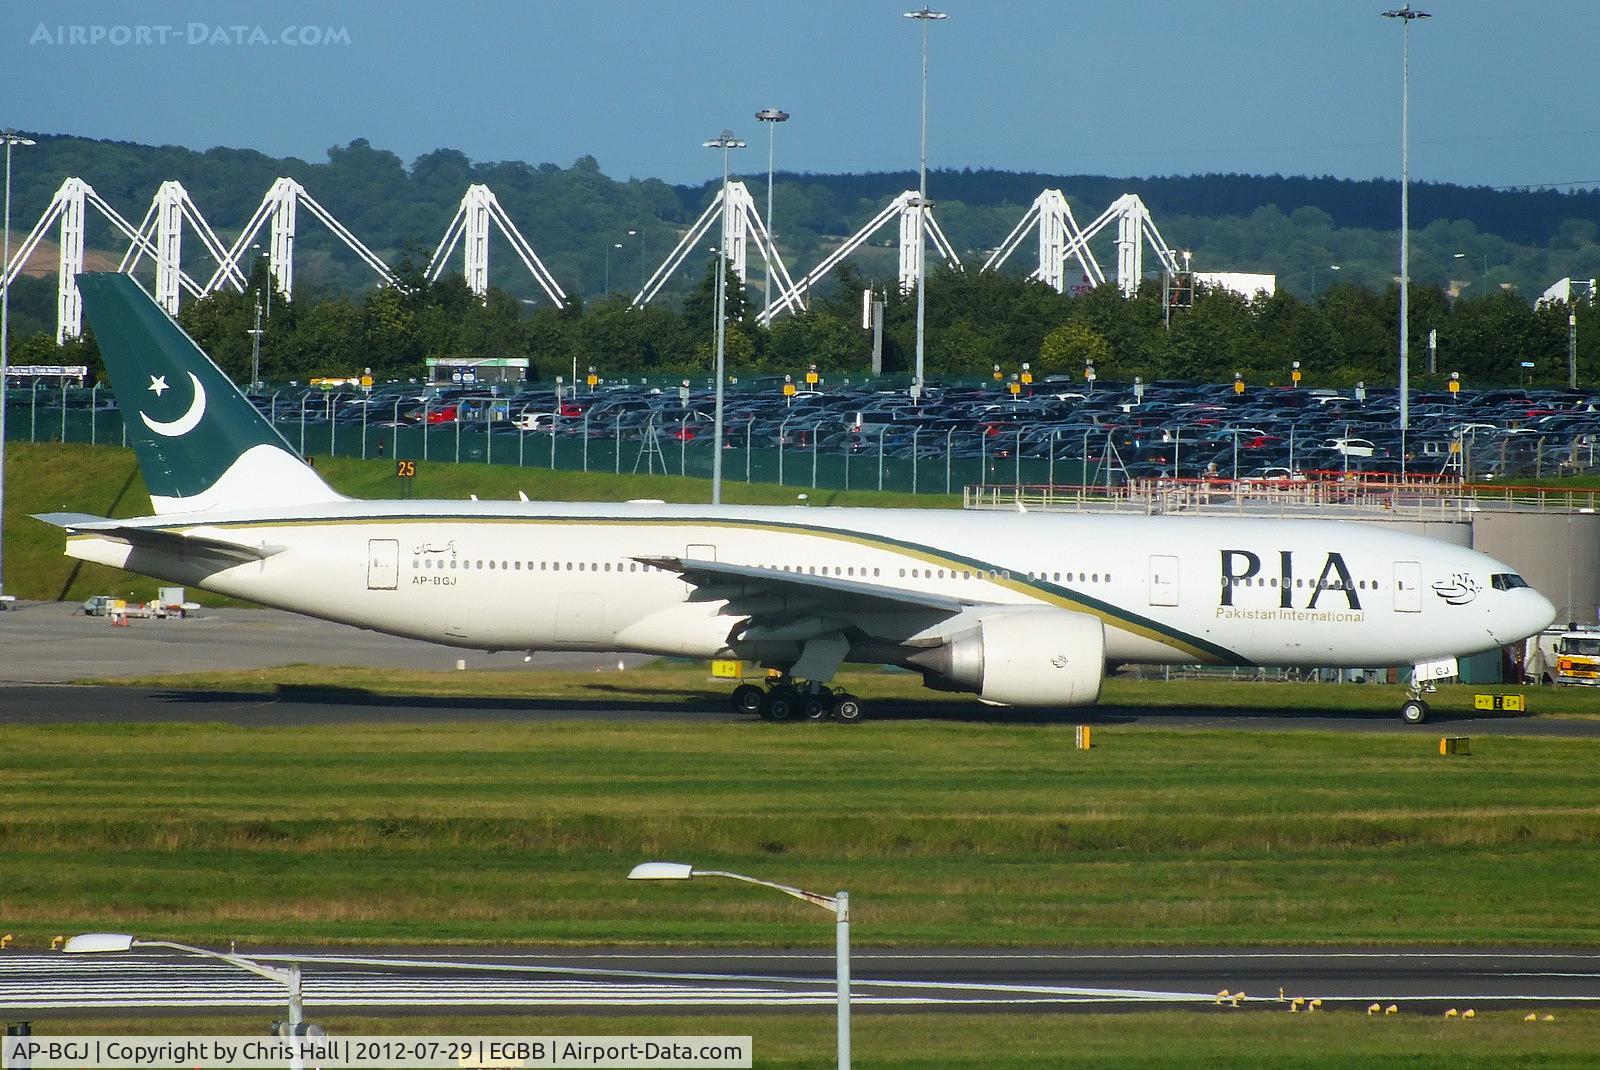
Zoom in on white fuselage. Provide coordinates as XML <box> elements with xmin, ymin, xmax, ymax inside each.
<box><xmin>67</xmin><ymin>500</ymin><xmax>1553</xmax><ymax>670</ymax></box>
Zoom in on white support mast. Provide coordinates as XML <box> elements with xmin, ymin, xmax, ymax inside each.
<box><xmin>57</xmin><ymin>181</ymin><xmax>84</xmax><ymax>339</ymax></box>
<box><xmin>426</xmin><ymin>184</ymin><xmax>567</xmax><ymax>306</ymax></box>
<box><xmin>118</xmin><ymin>181</ymin><xmax>244</xmax><ymax>315</ymax></box>
<box><xmin>3</xmin><ymin>177</ymin><xmax>192</xmax><ymax>342</ymax></box>
<box><xmin>1104</xmin><ymin>193</ymin><xmax>1179</xmax><ymax>297</ymax></box>
<box><xmin>270</xmin><ymin>184</ymin><xmax>297</xmax><ymax>297</ymax></box>
<box><xmin>981</xmin><ymin>189</ymin><xmax>1103</xmax><ymax>293</ymax></box>
<box><xmin>154</xmin><ymin>182</ymin><xmax>180</xmax><ymax>312</ymax></box>
<box><xmin>763</xmin><ymin>190</ymin><xmax>960</xmax><ymax>322</ymax></box>
<box><xmin>983</xmin><ymin>191</ymin><xmax>1177</xmax><ymax>298</ymax></box>
<box><xmin>633</xmin><ymin>180</ymin><xmax>798</xmax><ymax>315</ymax></box>
<box><xmin>206</xmin><ymin>178</ymin><xmax>398</xmax><ymax>300</ymax></box>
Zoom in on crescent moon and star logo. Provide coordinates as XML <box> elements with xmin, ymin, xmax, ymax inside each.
<box><xmin>140</xmin><ymin>372</ymin><xmax>207</xmax><ymax>437</ymax></box>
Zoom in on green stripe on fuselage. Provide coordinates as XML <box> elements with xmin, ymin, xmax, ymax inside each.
<box><xmin>141</xmin><ymin>511</ymin><xmax>1248</xmax><ymax>665</ymax></box>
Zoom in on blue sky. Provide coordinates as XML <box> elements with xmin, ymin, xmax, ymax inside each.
<box><xmin>4</xmin><ymin>0</ymin><xmax>1595</xmax><ymax>189</ymax></box>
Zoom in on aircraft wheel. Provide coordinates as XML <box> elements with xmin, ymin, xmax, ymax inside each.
<box><xmin>1400</xmin><ymin>698</ymin><xmax>1430</xmax><ymax>725</ymax></box>
<box><xmin>762</xmin><ymin>687</ymin><xmax>800</xmax><ymax>723</ymax></box>
<box><xmin>731</xmin><ymin>683</ymin><xmax>765</xmax><ymax>717</ymax></box>
<box><xmin>802</xmin><ymin>690</ymin><xmax>834</xmax><ymax>721</ymax></box>
<box><xmin>831</xmin><ymin>694</ymin><xmax>866</xmax><ymax>724</ymax></box>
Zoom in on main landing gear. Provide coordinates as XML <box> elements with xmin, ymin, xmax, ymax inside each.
<box><xmin>729</xmin><ymin>678</ymin><xmax>865</xmax><ymax>724</ymax></box>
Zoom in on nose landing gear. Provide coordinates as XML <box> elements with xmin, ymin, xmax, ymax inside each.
<box><xmin>1399</xmin><ymin>695</ymin><xmax>1431</xmax><ymax>725</ymax></box>
<box><xmin>1398</xmin><ymin>658</ymin><xmax>1455</xmax><ymax>724</ymax></box>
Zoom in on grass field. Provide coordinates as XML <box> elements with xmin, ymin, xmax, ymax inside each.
<box><xmin>1</xmin><ymin>717</ymin><xmax>1597</xmax><ymax>948</ymax></box>
<box><xmin>3</xmin><ymin>443</ymin><xmax>957</xmax><ymax>603</ymax></box>
<box><xmin>33</xmin><ymin>1011</ymin><xmax>1600</xmax><ymax>1069</ymax></box>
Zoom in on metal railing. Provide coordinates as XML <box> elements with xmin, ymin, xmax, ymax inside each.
<box><xmin>964</xmin><ymin>476</ymin><xmax>1600</xmax><ymax>517</ymax></box>
<box><xmin>10</xmin><ymin>386</ymin><xmax>1600</xmax><ymax>504</ymax></box>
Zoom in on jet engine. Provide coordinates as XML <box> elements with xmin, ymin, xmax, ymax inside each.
<box><xmin>906</xmin><ymin>607</ymin><xmax>1104</xmax><ymax>707</ymax></box>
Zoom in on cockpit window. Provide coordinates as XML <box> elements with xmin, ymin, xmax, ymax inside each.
<box><xmin>1491</xmin><ymin>573</ymin><xmax>1530</xmax><ymax>591</ymax></box>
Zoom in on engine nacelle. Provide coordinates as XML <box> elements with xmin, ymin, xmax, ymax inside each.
<box><xmin>907</xmin><ymin>608</ymin><xmax>1104</xmax><ymax>707</ymax></box>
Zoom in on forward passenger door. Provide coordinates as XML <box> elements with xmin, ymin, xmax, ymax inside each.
<box><xmin>1394</xmin><ymin>561</ymin><xmax>1422</xmax><ymax>613</ymax></box>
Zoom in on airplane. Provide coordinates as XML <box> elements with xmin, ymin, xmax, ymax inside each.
<box><xmin>37</xmin><ymin>273</ymin><xmax>1555</xmax><ymax>725</ymax></box>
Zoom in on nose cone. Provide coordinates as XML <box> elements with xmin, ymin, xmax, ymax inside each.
<box><xmin>1490</xmin><ymin>588</ymin><xmax>1557</xmax><ymax>646</ymax></box>
<box><xmin>1528</xmin><ymin>588</ymin><xmax>1558</xmax><ymax>634</ymax></box>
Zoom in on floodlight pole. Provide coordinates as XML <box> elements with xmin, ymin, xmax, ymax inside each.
<box><xmin>630</xmin><ymin>864</ymin><xmax>849</xmax><ymax>1069</ymax></box>
<box><xmin>704</xmin><ymin>131</ymin><xmax>745</xmax><ymax>506</ymax></box>
<box><xmin>65</xmin><ymin>936</ymin><xmax>305</xmax><ymax>1059</ymax></box>
<box><xmin>248</xmin><ymin>298</ymin><xmax>264</xmax><ymax>390</ymax></box>
<box><xmin>905</xmin><ymin>7</ymin><xmax>946</xmax><ymax>402</ymax></box>
<box><xmin>158</xmin><ymin>941</ymin><xmax>305</xmax><ymax>1069</ymax></box>
<box><xmin>1384</xmin><ymin>4</ymin><xmax>1429</xmax><ymax>481</ymax></box>
<box><xmin>603</xmin><ymin>241</ymin><xmax>622</xmax><ymax>295</ymax></box>
<box><xmin>755</xmin><ymin>109</ymin><xmax>789</xmax><ymax>319</ymax></box>
<box><xmin>0</xmin><ymin>130</ymin><xmax>35</xmax><ymax>601</ymax></box>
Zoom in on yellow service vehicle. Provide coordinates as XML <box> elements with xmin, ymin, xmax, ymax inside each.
<box><xmin>1526</xmin><ymin>626</ymin><xmax>1600</xmax><ymax>685</ymax></box>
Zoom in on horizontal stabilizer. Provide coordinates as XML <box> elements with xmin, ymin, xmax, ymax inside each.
<box><xmin>34</xmin><ymin>512</ymin><xmax>283</xmax><ymax>564</ymax></box>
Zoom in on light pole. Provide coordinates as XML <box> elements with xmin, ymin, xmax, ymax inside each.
<box><xmin>0</xmin><ymin>129</ymin><xmax>35</xmax><ymax>602</ymax></box>
<box><xmin>64</xmin><ymin>933</ymin><xmax>315</xmax><ymax>1043</ymax></box>
<box><xmin>630</xmin><ymin>863</ymin><xmax>850</xmax><ymax>1069</ymax></box>
<box><xmin>755</xmin><ymin>108</ymin><xmax>789</xmax><ymax>319</ymax></box>
<box><xmin>1383</xmin><ymin>3</ymin><xmax>1430</xmax><ymax>481</ymax></box>
<box><xmin>628</xmin><ymin>228</ymin><xmax>641</xmax><ymax>295</ymax></box>
<box><xmin>1454</xmin><ymin>250</ymin><xmax>1488</xmax><ymax>288</ymax></box>
<box><xmin>703</xmin><ymin>130</ymin><xmax>745</xmax><ymax>506</ymax></box>
<box><xmin>904</xmin><ymin>6</ymin><xmax>946</xmax><ymax>402</ymax></box>
<box><xmin>603</xmin><ymin>241</ymin><xmax>622</xmax><ymax>296</ymax></box>
<box><xmin>247</xmin><ymin>298</ymin><xmax>264</xmax><ymax>390</ymax></box>
<box><xmin>1570</xmin><ymin>309</ymin><xmax>1579</xmax><ymax>389</ymax></box>
<box><xmin>1311</xmin><ymin>264</ymin><xmax>1340</xmax><ymax>297</ymax></box>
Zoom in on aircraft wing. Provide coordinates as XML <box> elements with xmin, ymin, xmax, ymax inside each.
<box><xmin>33</xmin><ymin>512</ymin><xmax>284</xmax><ymax>565</ymax></box>
<box><xmin>635</xmin><ymin>555</ymin><xmax>977</xmax><ymax>622</ymax></box>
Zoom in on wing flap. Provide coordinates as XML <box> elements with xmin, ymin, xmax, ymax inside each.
<box><xmin>636</xmin><ymin>555</ymin><xmax>975</xmax><ymax>619</ymax></box>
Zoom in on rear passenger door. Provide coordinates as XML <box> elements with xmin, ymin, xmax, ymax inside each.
<box><xmin>367</xmin><ymin>539</ymin><xmax>399</xmax><ymax>590</ymax></box>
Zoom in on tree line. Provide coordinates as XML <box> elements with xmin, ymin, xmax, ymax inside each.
<box><xmin>10</xmin><ymin>256</ymin><xmax>1596</xmax><ymax>394</ymax></box>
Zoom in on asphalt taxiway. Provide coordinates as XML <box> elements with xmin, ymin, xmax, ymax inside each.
<box><xmin>3</xmin><ymin>682</ymin><xmax>1597</xmax><ymax>735</ymax></box>
<box><xmin>0</xmin><ymin>601</ymin><xmax>647</xmax><ymax>683</ymax></box>
<box><xmin>2</xmin><ymin>601</ymin><xmax>1593</xmax><ymax>734</ymax></box>
<box><xmin>4</xmin><ymin>946</ymin><xmax>1597</xmax><ymax>1015</ymax></box>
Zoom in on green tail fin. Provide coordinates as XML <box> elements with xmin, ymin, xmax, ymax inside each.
<box><xmin>77</xmin><ymin>272</ymin><xmax>341</xmax><ymax>515</ymax></box>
